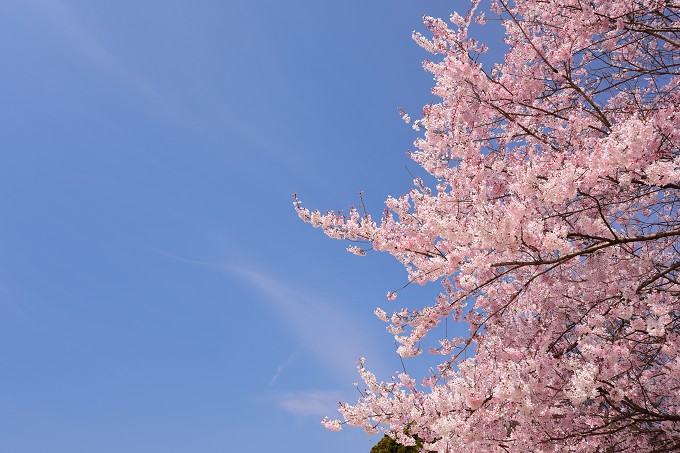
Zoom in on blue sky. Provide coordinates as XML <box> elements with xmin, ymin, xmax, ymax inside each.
<box><xmin>0</xmin><ymin>1</ymin><xmax>497</xmax><ymax>451</ymax></box>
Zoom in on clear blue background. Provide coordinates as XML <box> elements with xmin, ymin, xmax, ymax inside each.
<box><xmin>0</xmin><ymin>1</ymin><xmax>497</xmax><ymax>451</ymax></box>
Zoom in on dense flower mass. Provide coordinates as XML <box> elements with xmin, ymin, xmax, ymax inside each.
<box><xmin>296</xmin><ymin>0</ymin><xmax>680</xmax><ymax>451</ymax></box>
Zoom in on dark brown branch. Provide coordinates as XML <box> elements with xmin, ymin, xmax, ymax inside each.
<box><xmin>493</xmin><ymin>229</ymin><xmax>680</xmax><ymax>268</ymax></box>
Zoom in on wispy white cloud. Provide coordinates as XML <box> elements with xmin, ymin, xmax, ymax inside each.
<box><xmin>270</xmin><ymin>343</ymin><xmax>304</xmax><ymax>385</ymax></box>
<box><xmin>22</xmin><ymin>0</ymin><xmax>199</xmax><ymax>130</ymax></box>
<box><xmin>158</xmin><ymin>251</ymin><xmax>387</xmax><ymax>385</ymax></box>
<box><xmin>225</xmin><ymin>265</ymin><xmax>386</xmax><ymax>384</ymax></box>
<box><xmin>24</xmin><ymin>0</ymin><xmax>117</xmax><ymax>68</ymax></box>
<box><xmin>276</xmin><ymin>390</ymin><xmax>343</xmax><ymax>417</ymax></box>
<box><xmin>153</xmin><ymin>250</ymin><xmax>394</xmax><ymax>424</ymax></box>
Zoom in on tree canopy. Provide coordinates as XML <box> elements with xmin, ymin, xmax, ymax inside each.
<box><xmin>297</xmin><ymin>0</ymin><xmax>680</xmax><ymax>451</ymax></box>
<box><xmin>370</xmin><ymin>434</ymin><xmax>429</xmax><ymax>453</ymax></box>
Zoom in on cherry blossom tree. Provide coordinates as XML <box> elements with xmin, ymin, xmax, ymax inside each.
<box><xmin>295</xmin><ymin>0</ymin><xmax>680</xmax><ymax>451</ymax></box>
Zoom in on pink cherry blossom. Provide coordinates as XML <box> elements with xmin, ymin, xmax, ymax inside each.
<box><xmin>297</xmin><ymin>0</ymin><xmax>680</xmax><ymax>450</ymax></box>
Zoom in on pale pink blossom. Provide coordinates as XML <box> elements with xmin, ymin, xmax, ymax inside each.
<box><xmin>297</xmin><ymin>0</ymin><xmax>680</xmax><ymax>449</ymax></box>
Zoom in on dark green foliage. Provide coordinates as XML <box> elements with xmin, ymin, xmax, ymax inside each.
<box><xmin>370</xmin><ymin>434</ymin><xmax>430</xmax><ymax>453</ymax></box>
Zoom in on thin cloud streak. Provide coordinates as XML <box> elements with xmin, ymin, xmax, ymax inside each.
<box><xmin>159</xmin><ymin>251</ymin><xmax>386</xmax><ymax>385</ymax></box>
<box><xmin>270</xmin><ymin>343</ymin><xmax>304</xmax><ymax>386</ymax></box>
<box><xmin>227</xmin><ymin>265</ymin><xmax>385</xmax><ymax>384</ymax></box>
<box><xmin>24</xmin><ymin>0</ymin><xmax>116</xmax><ymax>68</ymax></box>
<box><xmin>276</xmin><ymin>390</ymin><xmax>343</xmax><ymax>417</ymax></box>
<box><xmin>22</xmin><ymin>0</ymin><xmax>203</xmax><ymax>133</ymax></box>
<box><xmin>19</xmin><ymin>0</ymin><xmax>330</xmax><ymax>182</ymax></box>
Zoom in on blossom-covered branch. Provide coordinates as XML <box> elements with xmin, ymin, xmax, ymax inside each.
<box><xmin>297</xmin><ymin>1</ymin><xmax>680</xmax><ymax>451</ymax></box>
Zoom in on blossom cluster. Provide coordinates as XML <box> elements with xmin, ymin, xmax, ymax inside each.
<box><xmin>297</xmin><ymin>1</ymin><xmax>680</xmax><ymax>451</ymax></box>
